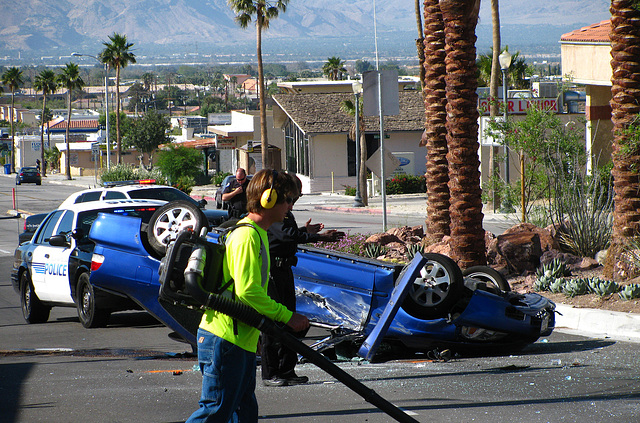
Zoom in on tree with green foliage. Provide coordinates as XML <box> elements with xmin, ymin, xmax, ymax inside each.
<box><xmin>228</xmin><ymin>0</ymin><xmax>289</xmax><ymax>170</ymax></box>
<box><xmin>99</xmin><ymin>111</ymin><xmax>132</xmax><ymax>150</ymax></box>
<box><xmin>126</xmin><ymin>110</ymin><xmax>170</xmax><ymax>168</ymax></box>
<box><xmin>322</xmin><ymin>56</ymin><xmax>346</xmax><ymax>81</ymax></box>
<box><xmin>354</xmin><ymin>60</ymin><xmax>374</xmax><ymax>74</ymax></box>
<box><xmin>477</xmin><ymin>48</ymin><xmax>529</xmax><ymax>89</ymax></box>
<box><xmin>100</xmin><ymin>33</ymin><xmax>137</xmax><ymax>164</ymax></box>
<box><xmin>57</xmin><ymin>62</ymin><xmax>85</xmax><ymax>180</ymax></box>
<box><xmin>155</xmin><ymin>144</ymin><xmax>203</xmax><ymax>185</ymax></box>
<box><xmin>1</xmin><ymin>67</ymin><xmax>24</xmax><ymax>172</ymax></box>
<box><xmin>33</xmin><ymin>69</ymin><xmax>57</xmax><ymax>177</ymax></box>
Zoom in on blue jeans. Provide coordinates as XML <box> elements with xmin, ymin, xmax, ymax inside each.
<box><xmin>186</xmin><ymin>328</ymin><xmax>258</xmax><ymax>423</ymax></box>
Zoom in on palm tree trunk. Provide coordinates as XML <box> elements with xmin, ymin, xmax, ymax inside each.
<box><xmin>422</xmin><ymin>0</ymin><xmax>450</xmax><ymax>244</ymax></box>
<box><xmin>605</xmin><ymin>0</ymin><xmax>640</xmax><ymax>279</ymax></box>
<box><xmin>488</xmin><ymin>0</ymin><xmax>501</xmax><ymax>210</ymax></box>
<box><xmin>257</xmin><ymin>17</ymin><xmax>269</xmax><ymax>170</ymax></box>
<box><xmin>359</xmin><ymin>127</ymin><xmax>368</xmax><ymax>206</ymax></box>
<box><xmin>9</xmin><ymin>92</ymin><xmax>15</xmax><ymax>172</ymax></box>
<box><xmin>65</xmin><ymin>92</ymin><xmax>72</xmax><ymax>180</ymax></box>
<box><xmin>415</xmin><ymin>0</ymin><xmax>426</xmax><ymax>90</ymax></box>
<box><xmin>115</xmin><ymin>67</ymin><xmax>122</xmax><ymax>164</ymax></box>
<box><xmin>440</xmin><ymin>0</ymin><xmax>486</xmax><ymax>268</ymax></box>
<box><xmin>40</xmin><ymin>95</ymin><xmax>47</xmax><ymax>177</ymax></box>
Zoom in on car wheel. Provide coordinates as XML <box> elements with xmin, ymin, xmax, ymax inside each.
<box><xmin>462</xmin><ymin>266</ymin><xmax>511</xmax><ymax>292</ymax></box>
<box><xmin>20</xmin><ymin>272</ymin><xmax>51</xmax><ymax>324</ymax></box>
<box><xmin>401</xmin><ymin>253</ymin><xmax>464</xmax><ymax>320</ymax></box>
<box><xmin>16</xmin><ymin>179</ymin><xmax>20</xmax><ymax>185</ymax></box>
<box><xmin>76</xmin><ymin>273</ymin><xmax>109</xmax><ymax>328</ymax></box>
<box><xmin>147</xmin><ymin>200</ymin><xmax>206</xmax><ymax>255</ymax></box>
<box><xmin>36</xmin><ymin>181</ymin><xmax>41</xmax><ymax>185</ymax></box>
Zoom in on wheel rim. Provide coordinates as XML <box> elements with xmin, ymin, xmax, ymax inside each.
<box><xmin>410</xmin><ymin>261</ymin><xmax>453</xmax><ymax>307</ymax></box>
<box><xmin>81</xmin><ymin>284</ymin><xmax>92</xmax><ymax>320</ymax></box>
<box><xmin>153</xmin><ymin>207</ymin><xmax>199</xmax><ymax>246</ymax></box>
<box><xmin>23</xmin><ymin>281</ymin><xmax>32</xmax><ymax>316</ymax></box>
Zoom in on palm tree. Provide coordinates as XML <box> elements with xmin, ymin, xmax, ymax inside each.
<box><xmin>1</xmin><ymin>67</ymin><xmax>24</xmax><ymax>173</ymax></box>
<box><xmin>57</xmin><ymin>62</ymin><xmax>85</xmax><ymax>180</ymax></box>
<box><xmin>33</xmin><ymin>69</ymin><xmax>57</xmax><ymax>177</ymax></box>
<box><xmin>228</xmin><ymin>0</ymin><xmax>289</xmax><ymax>170</ymax></box>
<box><xmin>414</xmin><ymin>0</ymin><xmax>426</xmax><ymax>90</ymax></box>
<box><xmin>422</xmin><ymin>0</ymin><xmax>450</xmax><ymax>244</ymax></box>
<box><xmin>322</xmin><ymin>57</ymin><xmax>347</xmax><ymax>81</ymax></box>
<box><xmin>606</xmin><ymin>0</ymin><xmax>640</xmax><ymax>279</ymax></box>
<box><xmin>440</xmin><ymin>0</ymin><xmax>486</xmax><ymax>268</ymax></box>
<box><xmin>340</xmin><ymin>97</ymin><xmax>368</xmax><ymax>206</ymax></box>
<box><xmin>100</xmin><ymin>33</ymin><xmax>136</xmax><ymax>164</ymax></box>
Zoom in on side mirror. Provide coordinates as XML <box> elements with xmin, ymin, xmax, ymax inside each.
<box><xmin>49</xmin><ymin>234</ymin><xmax>70</xmax><ymax>248</ymax></box>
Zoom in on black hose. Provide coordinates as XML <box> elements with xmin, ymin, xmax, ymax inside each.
<box><xmin>196</xmin><ymin>292</ymin><xmax>419</xmax><ymax>423</ymax></box>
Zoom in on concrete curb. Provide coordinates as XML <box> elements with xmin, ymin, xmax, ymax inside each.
<box><xmin>555</xmin><ymin>303</ymin><xmax>640</xmax><ymax>342</ymax></box>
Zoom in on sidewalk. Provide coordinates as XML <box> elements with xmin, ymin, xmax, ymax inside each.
<box><xmin>3</xmin><ymin>171</ymin><xmax>639</xmax><ymax>343</ymax></box>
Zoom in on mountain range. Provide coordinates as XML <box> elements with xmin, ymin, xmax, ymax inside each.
<box><xmin>0</xmin><ymin>0</ymin><xmax>612</xmax><ymax>63</ymax></box>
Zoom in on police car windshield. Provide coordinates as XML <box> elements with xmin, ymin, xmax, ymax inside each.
<box><xmin>127</xmin><ymin>187</ymin><xmax>196</xmax><ymax>205</ymax></box>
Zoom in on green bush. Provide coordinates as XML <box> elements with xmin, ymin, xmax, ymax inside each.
<box><xmin>385</xmin><ymin>175</ymin><xmax>426</xmax><ymax>195</ymax></box>
<box><xmin>312</xmin><ymin>233</ymin><xmax>372</xmax><ymax>256</ymax></box>
<box><xmin>155</xmin><ymin>145</ymin><xmax>203</xmax><ymax>185</ymax></box>
<box><xmin>343</xmin><ymin>185</ymin><xmax>356</xmax><ymax>196</ymax></box>
<box><xmin>99</xmin><ymin>164</ymin><xmax>168</xmax><ymax>185</ymax></box>
<box><xmin>213</xmin><ymin>172</ymin><xmax>231</xmax><ymax>186</ymax></box>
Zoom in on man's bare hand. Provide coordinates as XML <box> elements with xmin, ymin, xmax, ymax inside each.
<box><xmin>286</xmin><ymin>312</ymin><xmax>309</xmax><ymax>332</ymax></box>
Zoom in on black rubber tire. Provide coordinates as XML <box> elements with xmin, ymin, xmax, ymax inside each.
<box><xmin>20</xmin><ymin>271</ymin><xmax>51</xmax><ymax>324</ymax></box>
<box><xmin>147</xmin><ymin>200</ymin><xmax>207</xmax><ymax>255</ymax></box>
<box><xmin>76</xmin><ymin>273</ymin><xmax>110</xmax><ymax>328</ymax></box>
<box><xmin>401</xmin><ymin>253</ymin><xmax>464</xmax><ymax>320</ymax></box>
<box><xmin>463</xmin><ymin>266</ymin><xmax>511</xmax><ymax>292</ymax></box>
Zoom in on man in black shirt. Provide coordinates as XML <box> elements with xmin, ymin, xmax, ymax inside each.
<box><xmin>222</xmin><ymin>168</ymin><xmax>250</xmax><ymax>217</ymax></box>
<box><xmin>261</xmin><ymin>177</ymin><xmax>344</xmax><ymax>387</ymax></box>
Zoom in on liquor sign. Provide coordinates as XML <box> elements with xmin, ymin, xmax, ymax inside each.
<box><xmin>479</xmin><ymin>98</ymin><xmax>558</xmax><ymax>115</ymax></box>
<box><xmin>215</xmin><ymin>136</ymin><xmax>235</xmax><ymax>149</ymax></box>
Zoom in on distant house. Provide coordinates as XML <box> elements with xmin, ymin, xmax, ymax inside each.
<box><xmin>272</xmin><ymin>91</ymin><xmax>426</xmax><ymax>193</ymax></box>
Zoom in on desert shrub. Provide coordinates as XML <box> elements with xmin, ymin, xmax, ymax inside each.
<box><xmin>386</xmin><ymin>175</ymin><xmax>426</xmax><ymax>195</ymax></box>
<box><xmin>312</xmin><ymin>232</ymin><xmax>371</xmax><ymax>256</ymax></box>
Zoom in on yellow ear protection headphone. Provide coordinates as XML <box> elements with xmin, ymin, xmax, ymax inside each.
<box><xmin>260</xmin><ymin>170</ymin><xmax>278</xmax><ymax>209</ymax></box>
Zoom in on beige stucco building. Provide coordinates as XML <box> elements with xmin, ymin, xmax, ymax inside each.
<box><xmin>561</xmin><ymin>20</ymin><xmax>613</xmax><ymax>168</ymax></box>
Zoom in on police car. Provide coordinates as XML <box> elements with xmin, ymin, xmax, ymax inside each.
<box><xmin>11</xmin><ymin>199</ymin><xmax>165</xmax><ymax>329</ymax></box>
<box><xmin>59</xmin><ymin>180</ymin><xmax>228</xmax><ymax>228</ymax></box>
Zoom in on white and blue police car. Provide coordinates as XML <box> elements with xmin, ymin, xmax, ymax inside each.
<box><xmin>11</xmin><ymin>199</ymin><xmax>165</xmax><ymax>329</ymax></box>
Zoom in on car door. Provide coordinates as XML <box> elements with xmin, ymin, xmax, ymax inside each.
<box><xmin>30</xmin><ymin>210</ymin><xmax>76</xmax><ymax>305</ymax></box>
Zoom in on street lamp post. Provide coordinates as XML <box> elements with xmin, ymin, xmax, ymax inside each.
<box><xmin>71</xmin><ymin>52</ymin><xmax>111</xmax><ymax>170</ymax></box>
<box><xmin>352</xmin><ymin>81</ymin><xmax>365</xmax><ymax>207</ymax></box>
<box><xmin>498</xmin><ymin>49</ymin><xmax>514</xmax><ymax>213</ymax></box>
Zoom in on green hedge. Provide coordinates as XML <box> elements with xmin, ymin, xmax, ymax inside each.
<box><xmin>385</xmin><ymin>175</ymin><xmax>426</xmax><ymax>195</ymax></box>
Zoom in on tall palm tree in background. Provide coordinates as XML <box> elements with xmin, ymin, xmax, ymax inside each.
<box><xmin>414</xmin><ymin>0</ymin><xmax>426</xmax><ymax>90</ymax></box>
<box><xmin>488</xmin><ymin>0</ymin><xmax>501</xmax><ymax>210</ymax></box>
<box><xmin>322</xmin><ymin>56</ymin><xmax>347</xmax><ymax>81</ymax></box>
<box><xmin>228</xmin><ymin>0</ymin><xmax>289</xmax><ymax>170</ymax></box>
<box><xmin>421</xmin><ymin>0</ymin><xmax>450</xmax><ymax>244</ymax></box>
<box><xmin>100</xmin><ymin>33</ymin><xmax>136</xmax><ymax>164</ymax></box>
<box><xmin>606</xmin><ymin>0</ymin><xmax>640</xmax><ymax>279</ymax></box>
<box><xmin>57</xmin><ymin>62</ymin><xmax>85</xmax><ymax>180</ymax></box>
<box><xmin>440</xmin><ymin>0</ymin><xmax>486</xmax><ymax>268</ymax></box>
<box><xmin>340</xmin><ymin>96</ymin><xmax>368</xmax><ymax>206</ymax></box>
<box><xmin>33</xmin><ymin>69</ymin><xmax>57</xmax><ymax>177</ymax></box>
<box><xmin>1</xmin><ymin>67</ymin><xmax>24</xmax><ymax>173</ymax></box>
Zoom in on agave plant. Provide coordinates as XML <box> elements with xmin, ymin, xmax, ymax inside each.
<box><xmin>549</xmin><ymin>278</ymin><xmax>566</xmax><ymax>294</ymax></box>
<box><xmin>619</xmin><ymin>284</ymin><xmax>640</xmax><ymax>300</ymax></box>
<box><xmin>562</xmin><ymin>278</ymin><xmax>590</xmax><ymax>297</ymax></box>
<box><xmin>588</xmin><ymin>278</ymin><xmax>620</xmax><ymax>297</ymax></box>
<box><xmin>405</xmin><ymin>243</ymin><xmax>423</xmax><ymax>261</ymax></box>
<box><xmin>535</xmin><ymin>258</ymin><xmax>571</xmax><ymax>280</ymax></box>
<box><xmin>364</xmin><ymin>243</ymin><xmax>387</xmax><ymax>259</ymax></box>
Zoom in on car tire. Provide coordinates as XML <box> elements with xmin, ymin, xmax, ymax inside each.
<box><xmin>36</xmin><ymin>181</ymin><xmax>41</xmax><ymax>185</ymax></box>
<box><xmin>20</xmin><ymin>271</ymin><xmax>51</xmax><ymax>324</ymax></box>
<box><xmin>147</xmin><ymin>200</ymin><xmax>206</xmax><ymax>255</ymax></box>
<box><xmin>401</xmin><ymin>253</ymin><xmax>464</xmax><ymax>320</ymax></box>
<box><xmin>16</xmin><ymin>179</ymin><xmax>20</xmax><ymax>185</ymax></box>
<box><xmin>462</xmin><ymin>266</ymin><xmax>511</xmax><ymax>292</ymax></box>
<box><xmin>76</xmin><ymin>273</ymin><xmax>109</xmax><ymax>328</ymax></box>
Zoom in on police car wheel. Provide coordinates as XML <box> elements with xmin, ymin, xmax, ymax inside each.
<box><xmin>20</xmin><ymin>271</ymin><xmax>51</xmax><ymax>324</ymax></box>
<box><xmin>76</xmin><ymin>273</ymin><xmax>110</xmax><ymax>328</ymax></box>
<box><xmin>147</xmin><ymin>201</ymin><xmax>206</xmax><ymax>255</ymax></box>
<box><xmin>400</xmin><ymin>253</ymin><xmax>464</xmax><ymax>320</ymax></box>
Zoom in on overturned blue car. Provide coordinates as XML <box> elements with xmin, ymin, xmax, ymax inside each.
<box><xmin>88</xmin><ymin>201</ymin><xmax>555</xmax><ymax>356</ymax></box>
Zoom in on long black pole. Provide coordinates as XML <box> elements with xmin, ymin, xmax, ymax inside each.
<box><xmin>191</xmin><ymin>287</ymin><xmax>419</xmax><ymax>423</ymax></box>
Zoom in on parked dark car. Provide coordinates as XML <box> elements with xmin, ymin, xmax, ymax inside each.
<box><xmin>16</xmin><ymin>166</ymin><xmax>41</xmax><ymax>185</ymax></box>
<box><xmin>87</xmin><ymin>203</ymin><xmax>556</xmax><ymax>355</ymax></box>
<box><xmin>18</xmin><ymin>213</ymin><xmax>48</xmax><ymax>244</ymax></box>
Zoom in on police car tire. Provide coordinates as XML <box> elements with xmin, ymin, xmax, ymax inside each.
<box><xmin>76</xmin><ymin>273</ymin><xmax>110</xmax><ymax>328</ymax></box>
<box><xmin>147</xmin><ymin>201</ymin><xmax>206</xmax><ymax>255</ymax></box>
<box><xmin>400</xmin><ymin>253</ymin><xmax>464</xmax><ymax>320</ymax></box>
<box><xmin>20</xmin><ymin>272</ymin><xmax>51</xmax><ymax>324</ymax></box>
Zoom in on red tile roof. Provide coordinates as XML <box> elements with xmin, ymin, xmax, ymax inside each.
<box><xmin>49</xmin><ymin>119</ymin><xmax>100</xmax><ymax>130</ymax></box>
<box><xmin>561</xmin><ymin>20</ymin><xmax>611</xmax><ymax>43</ymax></box>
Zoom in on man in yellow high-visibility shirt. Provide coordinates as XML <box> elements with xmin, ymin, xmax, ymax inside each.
<box><xmin>186</xmin><ymin>169</ymin><xmax>309</xmax><ymax>423</ymax></box>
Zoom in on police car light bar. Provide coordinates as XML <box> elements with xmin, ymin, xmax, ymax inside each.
<box><xmin>102</xmin><ymin>179</ymin><xmax>156</xmax><ymax>187</ymax></box>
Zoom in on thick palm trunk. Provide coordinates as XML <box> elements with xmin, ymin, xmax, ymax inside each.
<box><xmin>422</xmin><ymin>0</ymin><xmax>450</xmax><ymax>243</ymax></box>
<box><xmin>606</xmin><ymin>0</ymin><xmax>640</xmax><ymax>279</ymax></box>
<box><xmin>440</xmin><ymin>0</ymin><xmax>486</xmax><ymax>268</ymax></box>
<box><xmin>40</xmin><ymin>95</ymin><xmax>47</xmax><ymax>177</ymax></box>
<box><xmin>257</xmin><ymin>17</ymin><xmax>269</xmax><ymax>169</ymax></box>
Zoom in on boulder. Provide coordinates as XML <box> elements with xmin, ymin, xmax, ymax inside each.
<box><xmin>503</xmin><ymin>222</ymin><xmax>559</xmax><ymax>252</ymax></box>
<box><xmin>365</xmin><ymin>233</ymin><xmax>402</xmax><ymax>246</ymax></box>
<box><xmin>496</xmin><ymin>231</ymin><xmax>542</xmax><ymax>275</ymax></box>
